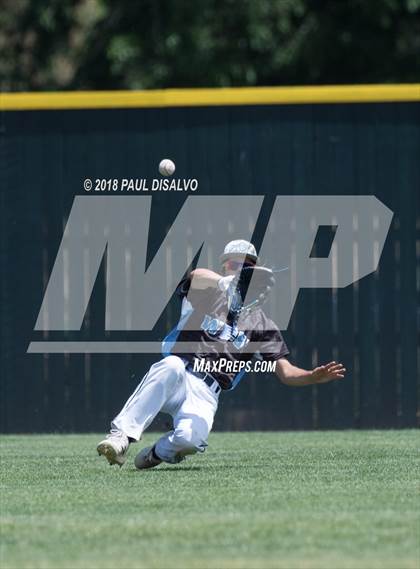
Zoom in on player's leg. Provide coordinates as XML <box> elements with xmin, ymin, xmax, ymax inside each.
<box><xmin>97</xmin><ymin>355</ymin><xmax>186</xmax><ymax>466</ymax></box>
<box><xmin>134</xmin><ymin>371</ymin><xmax>218</xmax><ymax>468</ymax></box>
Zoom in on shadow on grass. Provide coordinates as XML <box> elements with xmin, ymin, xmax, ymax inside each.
<box><xmin>127</xmin><ymin>463</ymin><xmax>266</xmax><ymax>474</ymax></box>
<box><xmin>148</xmin><ymin>465</ymin><xmax>202</xmax><ymax>472</ymax></box>
<box><xmin>127</xmin><ymin>465</ymin><xmax>202</xmax><ymax>473</ymax></box>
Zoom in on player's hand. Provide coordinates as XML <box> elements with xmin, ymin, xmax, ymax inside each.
<box><xmin>311</xmin><ymin>361</ymin><xmax>346</xmax><ymax>384</ymax></box>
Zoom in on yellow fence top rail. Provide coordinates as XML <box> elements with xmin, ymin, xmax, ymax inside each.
<box><xmin>1</xmin><ymin>84</ymin><xmax>419</xmax><ymax>111</ymax></box>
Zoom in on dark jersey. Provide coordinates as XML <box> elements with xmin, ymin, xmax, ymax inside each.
<box><xmin>162</xmin><ymin>277</ymin><xmax>289</xmax><ymax>390</ymax></box>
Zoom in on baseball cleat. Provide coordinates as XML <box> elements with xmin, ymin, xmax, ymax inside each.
<box><xmin>97</xmin><ymin>430</ymin><xmax>129</xmax><ymax>467</ymax></box>
<box><xmin>134</xmin><ymin>446</ymin><xmax>162</xmax><ymax>470</ymax></box>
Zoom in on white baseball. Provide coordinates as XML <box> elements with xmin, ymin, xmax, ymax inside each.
<box><xmin>159</xmin><ymin>159</ymin><xmax>176</xmax><ymax>177</ymax></box>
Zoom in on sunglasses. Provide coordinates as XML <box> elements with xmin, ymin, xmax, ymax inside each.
<box><xmin>223</xmin><ymin>259</ymin><xmax>256</xmax><ymax>271</ymax></box>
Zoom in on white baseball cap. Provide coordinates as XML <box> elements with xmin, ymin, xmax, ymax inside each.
<box><xmin>220</xmin><ymin>239</ymin><xmax>258</xmax><ymax>263</ymax></box>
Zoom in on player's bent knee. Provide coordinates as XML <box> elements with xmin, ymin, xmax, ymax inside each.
<box><xmin>163</xmin><ymin>355</ymin><xmax>185</xmax><ymax>377</ymax></box>
<box><xmin>173</xmin><ymin>428</ymin><xmax>208</xmax><ymax>455</ymax></box>
<box><xmin>161</xmin><ymin>356</ymin><xmax>185</xmax><ymax>387</ymax></box>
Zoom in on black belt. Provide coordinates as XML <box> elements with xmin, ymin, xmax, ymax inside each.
<box><xmin>185</xmin><ymin>363</ymin><xmax>221</xmax><ymax>394</ymax></box>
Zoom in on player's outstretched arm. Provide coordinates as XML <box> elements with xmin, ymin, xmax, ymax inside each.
<box><xmin>190</xmin><ymin>268</ymin><xmax>233</xmax><ymax>290</ymax></box>
<box><xmin>275</xmin><ymin>358</ymin><xmax>346</xmax><ymax>387</ymax></box>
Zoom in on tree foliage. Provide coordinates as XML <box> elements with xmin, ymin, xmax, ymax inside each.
<box><xmin>1</xmin><ymin>0</ymin><xmax>419</xmax><ymax>91</ymax></box>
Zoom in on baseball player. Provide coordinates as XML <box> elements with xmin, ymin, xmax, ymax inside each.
<box><xmin>97</xmin><ymin>240</ymin><xmax>346</xmax><ymax>469</ymax></box>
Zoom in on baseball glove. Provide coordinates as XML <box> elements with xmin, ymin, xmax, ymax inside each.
<box><xmin>227</xmin><ymin>266</ymin><xmax>275</xmax><ymax>315</ymax></box>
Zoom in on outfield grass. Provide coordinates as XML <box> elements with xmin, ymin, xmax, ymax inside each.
<box><xmin>0</xmin><ymin>431</ymin><xmax>419</xmax><ymax>569</ymax></box>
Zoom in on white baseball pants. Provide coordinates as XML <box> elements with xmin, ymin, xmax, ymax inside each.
<box><xmin>111</xmin><ymin>355</ymin><xmax>219</xmax><ymax>463</ymax></box>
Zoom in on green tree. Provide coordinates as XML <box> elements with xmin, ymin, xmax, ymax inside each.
<box><xmin>1</xmin><ymin>0</ymin><xmax>419</xmax><ymax>91</ymax></box>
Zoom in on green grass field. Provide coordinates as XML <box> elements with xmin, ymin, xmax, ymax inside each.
<box><xmin>0</xmin><ymin>431</ymin><xmax>419</xmax><ymax>569</ymax></box>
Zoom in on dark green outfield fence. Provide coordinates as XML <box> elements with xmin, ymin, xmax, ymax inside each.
<box><xmin>1</xmin><ymin>88</ymin><xmax>419</xmax><ymax>432</ymax></box>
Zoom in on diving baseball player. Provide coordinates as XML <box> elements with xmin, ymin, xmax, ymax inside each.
<box><xmin>97</xmin><ymin>240</ymin><xmax>346</xmax><ymax>469</ymax></box>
